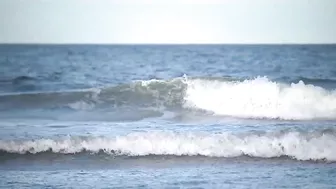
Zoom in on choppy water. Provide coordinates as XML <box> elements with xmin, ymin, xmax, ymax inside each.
<box><xmin>1</xmin><ymin>45</ymin><xmax>336</xmax><ymax>188</ymax></box>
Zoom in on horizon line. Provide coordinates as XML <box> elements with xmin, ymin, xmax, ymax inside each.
<box><xmin>1</xmin><ymin>42</ymin><xmax>336</xmax><ymax>45</ymax></box>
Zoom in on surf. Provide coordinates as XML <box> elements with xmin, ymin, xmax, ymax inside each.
<box><xmin>0</xmin><ymin>76</ymin><xmax>335</xmax><ymax>121</ymax></box>
<box><xmin>1</xmin><ymin>130</ymin><xmax>335</xmax><ymax>161</ymax></box>
<box><xmin>184</xmin><ymin>76</ymin><xmax>336</xmax><ymax>120</ymax></box>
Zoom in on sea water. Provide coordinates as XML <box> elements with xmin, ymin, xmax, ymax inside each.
<box><xmin>0</xmin><ymin>45</ymin><xmax>336</xmax><ymax>188</ymax></box>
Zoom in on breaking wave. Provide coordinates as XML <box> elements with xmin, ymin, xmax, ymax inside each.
<box><xmin>1</xmin><ymin>130</ymin><xmax>336</xmax><ymax>162</ymax></box>
<box><xmin>184</xmin><ymin>76</ymin><xmax>336</xmax><ymax>120</ymax></box>
<box><xmin>0</xmin><ymin>76</ymin><xmax>336</xmax><ymax>120</ymax></box>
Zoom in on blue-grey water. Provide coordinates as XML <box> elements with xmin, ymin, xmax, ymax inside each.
<box><xmin>1</xmin><ymin>45</ymin><xmax>336</xmax><ymax>188</ymax></box>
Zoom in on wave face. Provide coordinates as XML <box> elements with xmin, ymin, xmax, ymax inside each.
<box><xmin>1</xmin><ymin>76</ymin><xmax>336</xmax><ymax>120</ymax></box>
<box><xmin>1</xmin><ymin>130</ymin><xmax>336</xmax><ymax>161</ymax></box>
<box><xmin>184</xmin><ymin>77</ymin><xmax>336</xmax><ymax>120</ymax></box>
<box><xmin>0</xmin><ymin>78</ymin><xmax>186</xmax><ymax>111</ymax></box>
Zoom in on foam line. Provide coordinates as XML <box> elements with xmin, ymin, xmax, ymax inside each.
<box><xmin>1</xmin><ymin>131</ymin><xmax>335</xmax><ymax>161</ymax></box>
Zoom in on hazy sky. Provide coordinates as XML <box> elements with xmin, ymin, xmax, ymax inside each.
<box><xmin>1</xmin><ymin>0</ymin><xmax>336</xmax><ymax>44</ymax></box>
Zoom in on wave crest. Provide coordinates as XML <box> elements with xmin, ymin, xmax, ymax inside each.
<box><xmin>1</xmin><ymin>76</ymin><xmax>336</xmax><ymax>120</ymax></box>
<box><xmin>184</xmin><ymin>76</ymin><xmax>336</xmax><ymax>120</ymax></box>
<box><xmin>1</xmin><ymin>130</ymin><xmax>336</xmax><ymax>161</ymax></box>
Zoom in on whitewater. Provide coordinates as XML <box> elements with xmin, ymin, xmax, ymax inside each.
<box><xmin>184</xmin><ymin>76</ymin><xmax>336</xmax><ymax>120</ymax></box>
<box><xmin>1</xmin><ymin>44</ymin><xmax>336</xmax><ymax>188</ymax></box>
<box><xmin>1</xmin><ymin>130</ymin><xmax>336</xmax><ymax>161</ymax></box>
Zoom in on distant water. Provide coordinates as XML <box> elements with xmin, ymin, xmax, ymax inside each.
<box><xmin>1</xmin><ymin>45</ymin><xmax>336</xmax><ymax>188</ymax></box>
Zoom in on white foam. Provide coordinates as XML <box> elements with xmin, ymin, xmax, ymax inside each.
<box><xmin>1</xmin><ymin>131</ymin><xmax>336</xmax><ymax>161</ymax></box>
<box><xmin>183</xmin><ymin>77</ymin><xmax>336</xmax><ymax>120</ymax></box>
<box><xmin>68</xmin><ymin>101</ymin><xmax>95</xmax><ymax>110</ymax></box>
<box><xmin>67</xmin><ymin>88</ymin><xmax>101</xmax><ymax>110</ymax></box>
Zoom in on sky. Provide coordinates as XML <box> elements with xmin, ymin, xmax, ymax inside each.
<box><xmin>0</xmin><ymin>0</ymin><xmax>336</xmax><ymax>44</ymax></box>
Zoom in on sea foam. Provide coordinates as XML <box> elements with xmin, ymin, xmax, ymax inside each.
<box><xmin>1</xmin><ymin>131</ymin><xmax>335</xmax><ymax>161</ymax></box>
<box><xmin>183</xmin><ymin>77</ymin><xmax>336</xmax><ymax>120</ymax></box>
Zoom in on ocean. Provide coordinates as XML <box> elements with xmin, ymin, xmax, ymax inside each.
<box><xmin>0</xmin><ymin>44</ymin><xmax>336</xmax><ymax>188</ymax></box>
